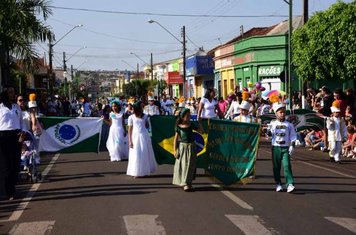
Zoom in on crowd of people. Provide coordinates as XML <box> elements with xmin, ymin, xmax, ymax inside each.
<box><xmin>1</xmin><ymin>84</ymin><xmax>356</xmax><ymax>200</ymax></box>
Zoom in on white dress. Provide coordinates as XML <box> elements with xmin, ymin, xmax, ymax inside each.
<box><xmin>127</xmin><ymin>114</ymin><xmax>157</xmax><ymax>177</ymax></box>
<box><xmin>106</xmin><ymin>112</ymin><xmax>128</xmax><ymax>161</ymax></box>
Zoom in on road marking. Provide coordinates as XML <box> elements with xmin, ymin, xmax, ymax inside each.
<box><xmin>226</xmin><ymin>214</ymin><xmax>273</xmax><ymax>235</ymax></box>
<box><xmin>0</xmin><ymin>154</ymin><xmax>60</xmax><ymax>223</ymax></box>
<box><xmin>298</xmin><ymin>161</ymin><xmax>356</xmax><ymax>178</ymax></box>
<box><xmin>8</xmin><ymin>221</ymin><xmax>55</xmax><ymax>235</ymax></box>
<box><xmin>211</xmin><ymin>184</ymin><xmax>253</xmax><ymax>211</ymax></box>
<box><xmin>123</xmin><ymin>214</ymin><xmax>166</xmax><ymax>235</ymax></box>
<box><xmin>259</xmin><ymin>149</ymin><xmax>356</xmax><ymax>178</ymax></box>
<box><xmin>325</xmin><ymin>217</ymin><xmax>356</xmax><ymax>233</ymax></box>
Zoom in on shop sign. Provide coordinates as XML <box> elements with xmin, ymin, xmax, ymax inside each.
<box><xmin>165</xmin><ymin>71</ymin><xmax>183</xmax><ymax>85</ymax></box>
<box><xmin>258</xmin><ymin>66</ymin><xmax>283</xmax><ymax>76</ymax></box>
<box><xmin>233</xmin><ymin>52</ymin><xmax>255</xmax><ymax>65</ymax></box>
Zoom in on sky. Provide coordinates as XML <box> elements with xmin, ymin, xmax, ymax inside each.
<box><xmin>35</xmin><ymin>0</ymin><xmax>351</xmax><ymax>71</ymax></box>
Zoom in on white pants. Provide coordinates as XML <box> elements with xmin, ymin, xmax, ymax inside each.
<box><xmin>329</xmin><ymin>141</ymin><xmax>342</xmax><ymax>162</ymax></box>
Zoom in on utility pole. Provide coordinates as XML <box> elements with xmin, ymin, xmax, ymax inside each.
<box><xmin>303</xmin><ymin>0</ymin><xmax>308</xmax><ymax>25</ymax></box>
<box><xmin>48</xmin><ymin>38</ymin><xmax>53</xmax><ymax>94</ymax></box>
<box><xmin>240</xmin><ymin>25</ymin><xmax>244</xmax><ymax>39</ymax></box>
<box><xmin>150</xmin><ymin>53</ymin><xmax>154</xmax><ymax>81</ymax></box>
<box><xmin>63</xmin><ymin>52</ymin><xmax>68</xmax><ymax>97</ymax></box>
<box><xmin>136</xmin><ymin>63</ymin><xmax>139</xmax><ymax>96</ymax></box>
<box><xmin>182</xmin><ymin>26</ymin><xmax>186</xmax><ymax>98</ymax></box>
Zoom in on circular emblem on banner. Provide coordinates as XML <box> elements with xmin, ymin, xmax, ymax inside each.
<box><xmin>55</xmin><ymin>124</ymin><xmax>80</xmax><ymax>144</ymax></box>
<box><xmin>193</xmin><ymin>131</ymin><xmax>205</xmax><ymax>154</ymax></box>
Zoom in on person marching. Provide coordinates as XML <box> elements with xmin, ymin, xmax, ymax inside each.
<box><xmin>104</xmin><ymin>100</ymin><xmax>128</xmax><ymax>162</ymax></box>
<box><xmin>143</xmin><ymin>96</ymin><xmax>160</xmax><ymax>116</ymax></box>
<box><xmin>267</xmin><ymin>101</ymin><xmax>297</xmax><ymax>193</ymax></box>
<box><xmin>234</xmin><ymin>101</ymin><xmax>256</xmax><ymax>123</ymax></box>
<box><xmin>173</xmin><ymin>108</ymin><xmax>202</xmax><ymax>191</ymax></box>
<box><xmin>127</xmin><ymin>101</ymin><xmax>157</xmax><ymax>177</ymax></box>
<box><xmin>326</xmin><ymin>101</ymin><xmax>347</xmax><ymax>163</ymax></box>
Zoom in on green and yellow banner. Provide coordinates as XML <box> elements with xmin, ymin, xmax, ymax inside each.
<box><xmin>150</xmin><ymin>116</ymin><xmax>261</xmax><ymax>185</ymax></box>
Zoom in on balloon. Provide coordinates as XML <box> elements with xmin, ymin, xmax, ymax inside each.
<box><xmin>242</xmin><ymin>87</ymin><xmax>248</xmax><ymax>92</ymax></box>
<box><xmin>260</xmin><ymin>87</ymin><xmax>266</xmax><ymax>91</ymax></box>
<box><xmin>255</xmin><ymin>82</ymin><xmax>261</xmax><ymax>89</ymax></box>
<box><xmin>247</xmin><ymin>82</ymin><xmax>253</xmax><ymax>87</ymax></box>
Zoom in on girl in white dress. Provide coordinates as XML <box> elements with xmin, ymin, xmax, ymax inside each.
<box><xmin>127</xmin><ymin>101</ymin><xmax>157</xmax><ymax>177</ymax></box>
<box><xmin>104</xmin><ymin>100</ymin><xmax>128</xmax><ymax>162</ymax></box>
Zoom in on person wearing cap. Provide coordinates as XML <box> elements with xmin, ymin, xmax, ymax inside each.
<box><xmin>143</xmin><ymin>96</ymin><xmax>160</xmax><ymax>116</ymax></box>
<box><xmin>267</xmin><ymin>102</ymin><xmax>297</xmax><ymax>193</ymax></box>
<box><xmin>233</xmin><ymin>101</ymin><xmax>256</xmax><ymax>123</ymax></box>
<box><xmin>326</xmin><ymin>101</ymin><xmax>347</xmax><ymax>163</ymax></box>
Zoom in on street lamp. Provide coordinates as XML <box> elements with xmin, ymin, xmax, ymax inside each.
<box><xmin>130</xmin><ymin>52</ymin><xmax>154</xmax><ymax>81</ymax></box>
<box><xmin>148</xmin><ymin>19</ymin><xmax>186</xmax><ymax>97</ymax></box>
<box><xmin>48</xmin><ymin>24</ymin><xmax>83</xmax><ymax>95</ymax></box>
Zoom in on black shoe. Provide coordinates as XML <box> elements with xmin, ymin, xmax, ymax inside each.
<box><xmin>329</xmin><ymin>158</ymin><xmax>335</xmax><ymax>162</ymax></box>
<box><xmin>335</xmin><ymin>161</ymin><xmax>342</xmax><ymax>164</ymax></box>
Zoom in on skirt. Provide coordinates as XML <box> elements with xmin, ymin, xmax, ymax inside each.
<box><xmin>173</xmin><ymin>142</ymin><xmax>197</xmax><ymax>186</ymax></box>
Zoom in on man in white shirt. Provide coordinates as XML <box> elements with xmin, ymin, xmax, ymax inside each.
<box><xmin>144</xmin><ymin>97</ymin><xmax>160</xmax><ymax>116</ymax></box>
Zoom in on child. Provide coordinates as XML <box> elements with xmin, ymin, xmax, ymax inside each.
<box><xmin>173</xmin><ymin>108</ymin><xmax>202</xmax><ymax>191</ymax></box>
<box><xmin>267</xmin><ymin>102</ymin><xmax>297</xmax><ymax>193</ymax></box>
<box><xmin>233</xmin><ymin>101</ymin><xmax>256</xmax><ymax>123</ymax></box>
<box><xmin>20</xmin><ymin>142</ymin><xmax>31</xmax><ymax>170</ymax></box>
<box><xmin>342</xmin><ymin>126</ymin><xmax>356</xmax><ymax>158</ymax></box>
<box><xmin>104</xmin><ymin>100</ymin><xmax>128</xmax><ymax>162</ymax></box>
<box><xmin>127</xmin><ymin>101</ymin><xmax>157</xmax><ymax>177</ymax></box>
<box><xmin>326</xmin><ymin>102</ymin><xmax>347</xmax><ymax>163</ymax></box>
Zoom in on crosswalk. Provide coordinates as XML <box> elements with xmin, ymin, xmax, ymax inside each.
<box><xmin>7</xmin><ymin>215</ymin><xmax>356</xmax><ymax>235</ymax></box>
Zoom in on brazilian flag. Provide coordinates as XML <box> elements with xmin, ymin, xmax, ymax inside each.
<box><xmin>150</xmin><ymin>115</ymin><xmax>209</xmax><ymax>168</ymax></box>
<box><xmin>151</xmin><ymin>116</ymin><xmax>261</xmax><ymax>185</ymax></box>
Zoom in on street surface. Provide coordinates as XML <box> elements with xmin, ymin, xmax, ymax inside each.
<box><xmin>1</xmin><ymin>139</ymin><xmax>355</xmax><ymax>235</ymax></box>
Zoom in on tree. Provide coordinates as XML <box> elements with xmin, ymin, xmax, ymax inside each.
<box><xmin>0</xmin><ymin>0</ymin><xmax>53</xmax><ymax>85</ymax></box>
<box><xmin>292</xmin><ymin>0</ymin><xmax>356</xmax><ymax>81</ymax></box>
<box><xmin>123</xmin><ymin>79</ymin><xmax>158</xmax><ymax>98</ymax></box>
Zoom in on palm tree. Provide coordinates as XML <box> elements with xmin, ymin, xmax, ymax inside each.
<box><xmin>0</xmin><ymin>0</ymin><xmax>53</xmax><ymax>86</ymax></box>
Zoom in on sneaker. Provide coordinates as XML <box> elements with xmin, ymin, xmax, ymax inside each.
<box><xmin>276</xmin><ymin>184</ymin><xmax>283</xmax><ymax>192</ymax></box>
<box><xmin>287</xmin><ymin>184</ymin><xmax>295</xmax><ymax>193</ymax></box>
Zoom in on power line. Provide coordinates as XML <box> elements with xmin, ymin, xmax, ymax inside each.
<box><xmin>49</xmin><ymin>18</ymin><xmax>178</xmax><ymax>45</ymax></box>
<box><xmin>52</xmin><ymin>6</ymin><xmax>287</xmax><ymax>18</ymax></box>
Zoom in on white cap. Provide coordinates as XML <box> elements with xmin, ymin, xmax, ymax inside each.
<box><xmin>148</xmin><ymin>96</ymin><xmax>155</xmax><ymax>101</ymax></box>
<box><xmin>272</xmin><ymin>103</ymin><xmax>285</xmax><ymax>113</ymax></box>
<box><xmin>330</xmin><ymin>106</ymin><xmax>340</xmax><ymax>113</ymax></box>
<box><xmin>28</xmin><ymin>101</ymin><xmax>37</xmax><ymax>108</ymax></box>
<box><xmin>239</xmin><ymin>101</ymin><xmax>251</xmax><ymax>110</ymax></box>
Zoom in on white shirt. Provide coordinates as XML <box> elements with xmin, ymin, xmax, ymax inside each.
<box><xmin>234</xmin><ymin>114</ymin><xmax>255</xmax><ymax>123</ymax></box>
<box><xmin>161</xmin><ymin>99</ymin><xmax>173</xmax><ymax>115</ymax></box>
<box><xmin>143</xmin><ymin>104</ymin><xmax>160</xmax><ymax>116</ymax></box>
<box><xmin>225</xmin><ymin>101</ymin><xmax>240</xmax><ymax>118</ymax></box>
<box><xmin>200</xmin><ymin>97</ymin><xmax>217</xmax><ymax>118</ymax></box>
<box><xmin>21</xmin><ymin>110</ymin><xmax>31</xmax><ymax>131</ymax></box>
<box><xmin>269</xmin><ymin>119</ymin><xmax>297</xmax><ymax>147</ymax></box>
<box><xmin>326</xmin><ymin>117</ymin><xmax>347</xmax><ymax>142</ymax></box>
<box><xmin>0</xmin><ymin>103</ymin><xmax>22</xmax><ymax>130</ymax></box>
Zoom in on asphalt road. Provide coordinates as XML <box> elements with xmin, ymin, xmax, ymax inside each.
<box><xmin>1</xmin><ymin>139</ymin><xmax>355</xmax><ymax>235</ymax></box>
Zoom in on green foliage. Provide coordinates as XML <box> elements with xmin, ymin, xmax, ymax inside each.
<box><xmin>292</xmin><ymin>0</ymin><xmax>356</xmax><ymax>80</ymax></box>
<box><xmin>123</xmin><ymin>79</ymin><xmax>161</xmax><ymax>98</ymax></box>
<box><xmin>0</xmin><ymin>0</ymin><xmax>53</xmax><ymax>72</ymax></box>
